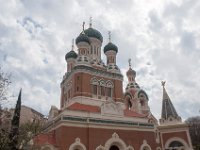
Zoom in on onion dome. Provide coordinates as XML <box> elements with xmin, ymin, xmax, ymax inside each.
<box><xmin>84</xmin><ymin>28</ymin><xmax>103</xmax><ymax>42</ymax></box>
<box><xmin>126</xmin><ymin>67</ymin><xmax>136</xmax><ymax>76</ymax></box>
<box><xmin>65</xmin><ymin>50</ymin><xmax>78</xmax><ymax>61</ymax></box>
<box><xmin>104</xmin><ymin>42</ymin><xmax>118</xmax><ymax>53</ymax></box>
<box><xmin>75</xmin><ymin>33</ymin><xmax>90</xmax><ymax>45</ymax></box>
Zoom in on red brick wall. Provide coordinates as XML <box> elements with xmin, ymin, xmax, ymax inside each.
<box><xmin>55</xmin><ymin>126</ymin><xmax>161</xmax><ymax>150</ymax></box>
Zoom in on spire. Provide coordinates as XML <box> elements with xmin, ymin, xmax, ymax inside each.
<box><xmin>160</xmin><ymin>82</ymin><xmax>181</xmax><ymax>124</ymax></box>
<box><xmin>89</xmin><ymin>17</ymin><xmax>92</xmax><ymax>28</ymax></box>
<box><xmin>9</xmin><ymin>89</ymin><xmax>22</xmax><ymax>149</ymax></box>
<box><xmin>82</xmin><ymin>22</ymin><xmax>85</xmax><ymax>34</ymax></box>
<box><xmin>108</xmin><ymin>31</ymin><xmax>111</xmax><ymax>43</ymax></box>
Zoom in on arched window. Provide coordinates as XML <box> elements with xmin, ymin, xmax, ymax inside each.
<box><xmin>165</xmin><ymin>138</ymin><xmax>188</xmax><ymax>150</ymax></box>
<box><xmin>107</xmin><ymin>87</ymin><xmax>112</xmax><ymax>97</ymax></box>
<box><xmin>143</xmin><ymin>146</ymin><xmax>150</xmax><ymax>150</ymax></box>
<box><xmin>100</xmin><ymin>86</ymin><xmax>105</xmax><ymax>96</ymax></box>
<box><xmin>91</xmin><ymin>77</ymin><xmax>99</xmax><ymax>96</ymax></box>
<box><xmin>109</xmin><ymin>145</ymin><xmax>120</xmax><ymax>150</ymax></box>
<box><xmin>168</xmin><ymin>141</ymin><xmax>184</xmax><ymax>150</ymax></box>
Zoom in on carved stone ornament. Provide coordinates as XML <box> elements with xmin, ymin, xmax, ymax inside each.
<box><xmin>101</xmin><ymin>99</ymin><xmax>124</xmax><ymax>116</ymax></box>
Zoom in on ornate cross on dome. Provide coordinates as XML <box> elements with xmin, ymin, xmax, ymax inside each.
<box><xmin>89</xmin><ymin>17</ymin><xmax>92</xmax><ymax>28</ymax></box>
<box><xmin>108</xmin><ymin>31</ymin><xmax>111</xmax><ymax>43</ymax></box>
<box><xmin>161</xmin><ymin>81</ymin><xmax>166</xmax><ymax>87</ymax></box>
<box><xmin>71</xmin><ymin>39</ymin><xmax>74</xmax><ymax>51</ymax></box>
<box><xmin>128</xmin><ymin>58</ymin><xmax>132</xmax><ymax>68</ymax></box>
<box><xmin>82</xmin><ymin>22</ymin><xmax>85</xmax><ymax>34</ymax></box>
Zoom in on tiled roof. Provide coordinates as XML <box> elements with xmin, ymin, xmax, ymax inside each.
<box><xmin>124</xmin><ymin>109</ymin><xmax>146</xmax><ymax>118</ymax></box>
<box><xmin>67</xmin><ymin>103</ymin><xmax>100</xmax><ymax>113</ymax></box>
<box><xmin>161</xmin><ymin>86</ymin><xmax>180</xmax><ymax>119</ymax></box>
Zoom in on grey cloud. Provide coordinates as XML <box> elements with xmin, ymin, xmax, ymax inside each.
<box><xmin>180</xmin><ymin>31</ymin><xmax>196</xmax><ymax>53</ymax></box>
<box><xmin>17</xmin><ymin>17</ymin><xmax>43</xmax><ymax>35</ymax></box>
<box><xmin>148</xmin><ymin>10</ymin><xmax>163</xmax><ymax>32</ymax></box>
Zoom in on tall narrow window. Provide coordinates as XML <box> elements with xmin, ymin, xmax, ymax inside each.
<box><xmin>93</xmin><ymin>85</ymin><xmax>97</xmax><ymax>95</ymax></box>
<box><xmin>107</xmin><ymin>87</ymin><xmax>112</xmax><ymax>97</ymax></box>
<box><xmin>100</xmin><ymin>86</ymin><xmax>105</xmax><ymax>96</ymax></box>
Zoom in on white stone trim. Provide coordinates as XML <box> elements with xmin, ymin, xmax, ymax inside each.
<box><xmin>164</xmin><ymin>137</ymin><xmax>191</xmax><ymax>150</ymax></box>
<box><xmin>140</xmin><ymin>140</ymin><xmax>152</xmax><ymax>150</ymax></box>
<box><xmin>41</xmin><ymin>144</ymin><xmax>55</xmax><ymax>150</ymax></box>
<box><xmin>69</xmin><ymin>138</ymin><xmax>86</xmax><ymax>150</ymax></box>
<box><xmin>186</xmin><ymin>129</ymin><xmax>193</xmax><ymax>149</ymax></box>
<box><xmin>95</xmin><ymin>132</ymin><xmax>134</xmax><ymax>150</ymax></box>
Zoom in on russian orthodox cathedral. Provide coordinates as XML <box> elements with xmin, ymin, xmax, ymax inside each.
<box><xmin>34</xmin><ymin>20</ymin><xmax>193</xmax><ymax>150</ymax></box>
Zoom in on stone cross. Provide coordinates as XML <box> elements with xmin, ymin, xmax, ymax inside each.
<box><xmin>108</xmin><ymin>31</ymin><xmax>111</xmax><ymax>43</ymax></box>
<box><xmin>71</xmin><ymin>39</ymin><xmax>74</xmax><ymax>51</ymax></box>
<box><xmin>128</xmin><ymin>58</ymin><xmax>131</xmax><ymax>68</ymax></box>
<box><xmin>82</xmin><ymin>22</ymin><xmax>85</xmax><ymax>33</ymax></box>
<box><xmin>89</xmin><ymin>17</ymin><xmax>92</xmax><ymax>28</ymax></box>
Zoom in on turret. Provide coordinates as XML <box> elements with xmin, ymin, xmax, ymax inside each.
<box><xmin>65</xmin><ymin>39</ymin><xmax>78</xmax><ymax>72</ymax></box>
<box><xmin>75</xmin><ymin>22</ymin><xmax>90</xmax><ymax>56</ymax></box>
<box><xmin>124</xmin><ymin>59</ymin><xmax>150</xmax><ymax>114</ymax></box>
<box><xmin>104</xmin><ymin>31</ymin><xmax>118</xmax><ymax>65</ymax></box>
<box><xmin>84</xmin><ymin>17</ymin><xmax>103</xmax><ymax>61</ymax></box>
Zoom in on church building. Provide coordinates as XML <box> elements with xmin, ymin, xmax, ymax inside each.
<box><xmin>34</xmin><ymin>20</ymin><xmax>193</xmax><ymax>150</ymax></box>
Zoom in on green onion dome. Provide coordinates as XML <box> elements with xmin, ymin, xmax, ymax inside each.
<box><xmin>75</xmin><ymin>33</ymin><xmax>90</xmax><ymax>45</ymax></box>
<box><xmin>84</xmin><ymin>28</ymin><xmax>103</xmax><ymax>42</ymax></box>
<box><xmin>104</xmin><ymin>42</ymin><xmax>118</xmax><ymax>53</ymax></box>
<box><xmin>65</xmin><ymin>50</ymin><xmax>78</xmax><ymax>61</ymax></box>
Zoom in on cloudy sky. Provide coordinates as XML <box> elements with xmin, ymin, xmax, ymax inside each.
<box><xmin>0</xmin><ymin>0</ymin><xmax>200</xmax><ymax>120</ymax></box>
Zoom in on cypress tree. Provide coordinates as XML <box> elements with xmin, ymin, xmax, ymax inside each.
<box><xmin>9</xmin><ymin>89</ymin><xmax>22</xmax><ymax>150</ymax></box>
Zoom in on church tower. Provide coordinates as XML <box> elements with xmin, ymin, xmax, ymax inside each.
<box><xmin>159</xmin><ymin>81</ymin><xmax>182</xmax><ymax>125</ymax></box>
<box><xmin>60</xmin><ymin>19</ymin><xmax>123</xmax><ymax>110</ymax></box>
<box><xmin>124</xmin><ymin>59</ymin><xmax>150</xmax><ymax>114</ymax></box>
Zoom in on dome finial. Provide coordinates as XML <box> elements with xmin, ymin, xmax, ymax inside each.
<box><xmin>128</xmin><ymin>58</ymin><xmax>132</xmax><ymax>68</ymax></box>
<box><xmin>108</xmin><ymin>31</ymin><xmax>111</xmax><ymax>43</ymax></box>
<box><xmin>71</xmin><ymin>39</ymin><xmax>74</xmax><ymax>51</ymax></box>
<box><xmin>161</xmin><ymin>81</ymin><xmax>166</xmax><ymax>87</ymax></box>
<box><xmin>82</xmin><ymin>22</ymin><xmax>85</xmax><ymax>34</ymax></box>
<box><xmin>89</xmin><ymin>17</ymin><xmax>92</xmax><ymax>28</ymax></box>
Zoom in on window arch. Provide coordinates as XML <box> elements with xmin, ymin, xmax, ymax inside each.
<box><xmin>90</xmin><ymin>78</ymin><xmax>114</xmax><ymax>98</ymax></box>
<box><xmin>140</xmin><ymin>140</ymin><xmax>151</xmax><ymax>150</ymax></box>
<box><xmin>69</xmin><ymin>138</ymin><xmax>86</xmax><ymax>150</ymax></box>
<box><xmin>106</xmin><ymin>80</ymin><xmax>114</xmax><ymax>88</ymax></box>
<box><xmin>90</xmin><ymin>77</ymin><xmax>99</xmax><ymax>85</ymax></box>
<box><xmin>165</xmin><ymin>137</ymin><xmax>189</xmax><ymax>150</ymax></box>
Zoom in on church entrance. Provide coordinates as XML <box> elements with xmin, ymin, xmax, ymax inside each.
<box><xmin>109</xmin><ymin>145</ymin><xmax>120</xmax><ymax>150</ymax></box>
